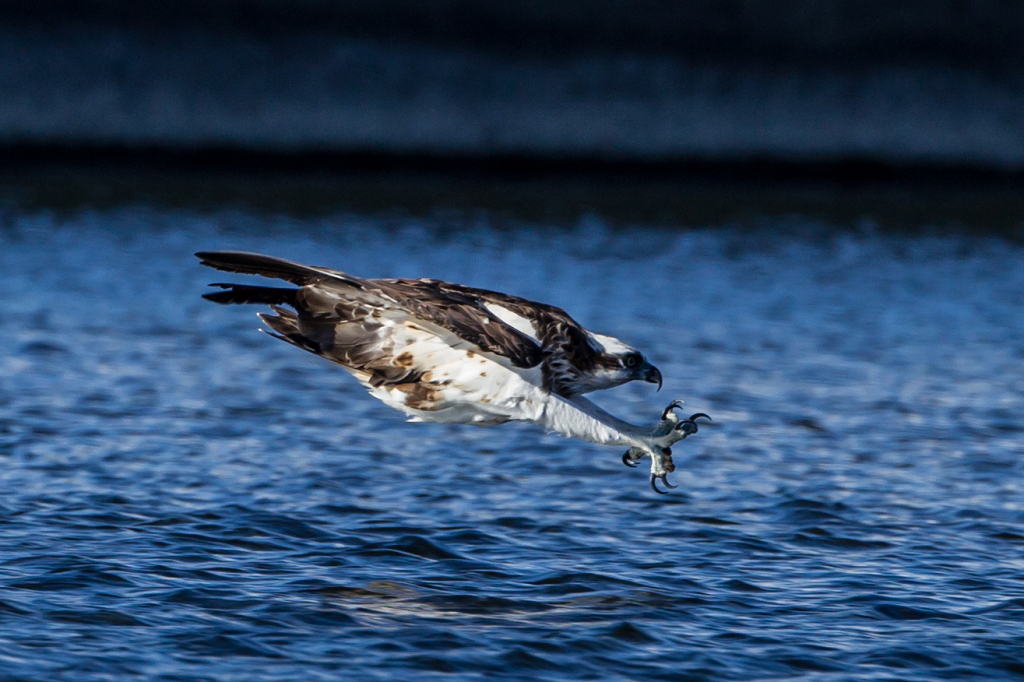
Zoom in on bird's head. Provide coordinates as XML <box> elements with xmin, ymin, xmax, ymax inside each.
<box><xmin>578</xmin><ymin>333</ymin><xmax>662</xmax><ymax>394</ymax></box>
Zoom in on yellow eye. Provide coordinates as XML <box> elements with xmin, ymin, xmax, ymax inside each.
<box><xmin>624</xmin><ymin>354</ymin><xmax>640</xmax><ymax>368</ymax></box>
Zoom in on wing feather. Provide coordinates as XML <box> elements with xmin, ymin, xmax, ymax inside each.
<box><xmin>196</xmin><ymin>252</ymin><xmax>601</xmax><ymax>392</ymax></box>
<box><xmin>368</xmin><ymin>279</ymin><xmax>546</xmax><ymax>369</ymax></box>
<box><xmin>400</xmin><ymin>280</ymin><xmax>603</xmax><ymax>395</ymax></box>
<box><xmin>196</xmin><ymin>250</ymin><xmax>362</xmax><ymax>287</ymax></box>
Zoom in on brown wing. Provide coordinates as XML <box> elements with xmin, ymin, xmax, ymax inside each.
<box><xmin>364</xmin><ymin>278</ymin><xmax>547</xmax><ymax>368</ymax></box>
<box><xmin>375</xmin><ymin>279</ymin><xmax>603</xmax><ymax>395</ymax></box>
<box><xmin>198</xmin><ymin>251</ymin><xmax>546</xmax><ymax>370</ymax></box>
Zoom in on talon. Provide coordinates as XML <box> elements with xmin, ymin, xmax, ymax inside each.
<box><xmin>676</xmin><ymin>420</ymin><xmax>699</xmax><ymax>436</ymax></box>
<box><xmin>676</xmin><ymin>413</ymin><xmax>712</xmax><ymax>436</ymax></box>
<box><xmin>650</xmin><ymin>473</ymin><xmax>668</xmax><ymax>494</ymax></box>
<box><xmin>661</xmin><ymin>400</ymin><xmax>686</xmax><ymax>420</ymax></box>
<box><xmin>660</xmin><ymin>473</ymin><xmax>678</xmax><ymax>489</ymax></box>
<box><xmin>622</xmin><ymin>451</ymin><xmax>638</xmax><ymax>468</ymax></box>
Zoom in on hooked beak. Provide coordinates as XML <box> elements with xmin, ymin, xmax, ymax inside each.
<box><xmin>643</xmin><ymin>364</ymin><xmax>663</xmax><ymax>391</ymax></box>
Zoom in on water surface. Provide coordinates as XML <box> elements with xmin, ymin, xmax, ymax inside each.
<box><xmin>2</xmin><ymin>210</ymin><xmax>1023</xmax><ymax>680</ymax></box>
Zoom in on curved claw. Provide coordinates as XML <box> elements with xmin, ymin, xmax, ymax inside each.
<box><xmin>660</xmin><ymin>473</ymin><xmax>678</xmax><ymax>489</ymax></box>
<box><xmin>676</xmin><ymin>413</ymin><xmax>712</xmax><ymax>436</ymax></box>
<box><xmin>622</xmin><ymin>451</ymin><xmax>638</xmax><ymax>468</ymax></box>
<box><xmin>676</xmin><ymin>420</ymin><xmax>698</xmax><ymax>435</ymax></box>
<box><xmin>661</xmin><ymin>400</ymin><xmax>686</xmax><ymax>421</ymax></box>
<box><xmin>650</xmin><ymin>473</ymin><xmax>668</xmax><ymax>494</ymax></box>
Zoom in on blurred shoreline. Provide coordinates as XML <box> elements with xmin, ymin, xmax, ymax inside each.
<box><xmin>3</xmin><ymin>1</ymin><xmax>1023</xmax><ymax>230</ymax></box>
<box><xmin>2</xmin><ymin>17</ymin><xmax>1024</xmax><ymax>167</ymax></box>
<box><xmin>3</xmin><ymin>144</ymin><xmax>1023</xmax><ymax>234</ymax></box>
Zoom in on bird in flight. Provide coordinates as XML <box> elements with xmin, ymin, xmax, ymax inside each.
<box><xmin>197</xmin><ymin>251</ymin><xmax>709</xmax><ymax>492</ymax></box>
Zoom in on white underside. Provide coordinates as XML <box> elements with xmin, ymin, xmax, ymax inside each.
<box><xmin>335</xmin><ymin>305</ymin><xmax>677</xmax><ymax>460</ymax></box>
<box><xmin>360</xmin><ymin>343</ymin><xmax>654</xmax><ymax>449</ymax></box>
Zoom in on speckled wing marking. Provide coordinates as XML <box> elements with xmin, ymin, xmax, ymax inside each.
<box><xmin>199</xmin><ymin>251</ymin><xmax>540</xmax><ymax>365</ymax></box>
<box><xmin>198</xmin><ymin>251</ymin><xmax>608</xmax><ymax>398</ymax></box>
<box><xmin>257</xmin><ymin>302</ymin><xmax>467</xmax><ymax>411</ymax></box>
<box><xmin>367</xmin><ymin>278</ymin><xmax>546</xmax><ymax>369</ymax></box>
<box><xmin>198</xmin><ymin>252</ymin><xmax>552</xmax><ymax>410</ymax></box>
<box><xmin>371</xmin><ymin>279</ymin><xmax>605</xmax><ymax>397</ymax></box>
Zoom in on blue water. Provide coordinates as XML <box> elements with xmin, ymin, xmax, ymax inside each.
<box><xmin>2</xmin><ymin>209</ymin><xmax>1024</xmax><ymax>681</ymax></box>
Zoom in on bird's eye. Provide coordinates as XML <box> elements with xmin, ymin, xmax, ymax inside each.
<box><xmin>624</xmin><ymin>353</ymin><xmax>641</xmax><ymax>368</ymax></box>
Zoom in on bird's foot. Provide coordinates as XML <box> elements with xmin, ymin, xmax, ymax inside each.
<box><xmin>660</xmin><ymin>399</ymin><xmax>687</xmax><ymax>423</ymax></box>
<box><xmin>677</xmin><ymin>412</ymin><xmax>711</xmax><ymax>437</ymax></box>
<box><xmin>658</xmin><ymin>400</ymin><xmax>712</xmax><ymax>439</ymax></box>
<box><xmin>623</xmin><ymin>445</ymin><xmax>677</xmax><ymax>493</ymax></box>
<box><xmin>626</xmin><ymin>403</ymin><xmax>711</xmax><ymax>493</ymax></box>
<box><xmin>649</xmin><ymin>446</ymin><xmax>677</xmax><ymax>494</ymax></box>
<box><xmin>643</xmin><ymin>404</ymin><xmax>713</xmax><ymax>493</ymax></box>
<box><xmin>622</xmin><ymin>446</ymin><xmax>646</xmax><ymax>468</ymax></box>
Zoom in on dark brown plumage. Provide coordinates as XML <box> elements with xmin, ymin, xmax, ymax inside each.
<box><xmin>196</xmin><ymin>251</ymin><xmax>617</xmax><ymax>397</ymax></box>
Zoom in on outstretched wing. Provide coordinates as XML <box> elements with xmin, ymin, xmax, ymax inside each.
<box><xmin>365</xmin><ymin>278</ymin><xmax>549</xmax><ymax>369</ymax></box>
<box><xmin>196</xmin><ymin>251</ymin><xmax>545</xmax><ymax>372</ymax></box>
<box><xmin>196</xmin><ymin>251</ymin><xmax>608</xmax><ymax>396</ymax></box>
<box><xmin>369</xmin><ymin>278</ymin><xmax>605</xmax><ymax>389</ymax></box>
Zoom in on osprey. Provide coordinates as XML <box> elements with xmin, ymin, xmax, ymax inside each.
<box><xmin>197</xmin><ymin>251</ymin><xmax>709</xmax><ymax>492</ymax></box>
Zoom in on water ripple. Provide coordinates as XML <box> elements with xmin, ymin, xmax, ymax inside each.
<box><xmin>1</xmin><ymin>211</ymin><xmax>1023</xmax><ymax>680</ymax></box>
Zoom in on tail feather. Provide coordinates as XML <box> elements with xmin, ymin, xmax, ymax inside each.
<box><xmin>258</xmin><ymin>309</ymin><xmax>322</xmax><ymax>354</ymax></box>
<box><xmin>196</xmin><ymin>250</ymin><xmax>360</xmax><ymax>286</ymax></box>
<box><xmin>197</xmin><ymin>251</ymin><xmax>363</xmax><ymax>359</ymax></box>
<box><xmin>202</xmin><ymin>283</ymin><xmax>298</xmax><ymax>306</ymax></box>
